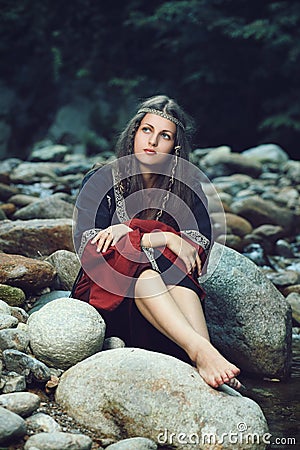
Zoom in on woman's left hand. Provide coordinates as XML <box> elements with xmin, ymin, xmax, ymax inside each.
<box><xmin>165</xmin><ymin>232</ymin><xmax>202</xmax><ymax>276</ymax></box>
<box><xmin>90</xmin><ymin>224</ymin><xmax>133</xmax><ymax>253</ymax></box>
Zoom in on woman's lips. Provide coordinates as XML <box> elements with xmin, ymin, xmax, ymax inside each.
<box><xmin>144</xmin><ymin>148</ymin><xmax>157</xmax><ymax>154</ymax></box>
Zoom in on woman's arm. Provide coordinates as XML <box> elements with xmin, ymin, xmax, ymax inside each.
<box><xmin>141</xmin><ymin>231</ymin><xmax>202</xmax><ymax>276</ymax></box>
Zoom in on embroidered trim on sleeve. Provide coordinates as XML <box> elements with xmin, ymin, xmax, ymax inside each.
<box><xmin>78</xmin><ymin>228</ymin><xmax>102</xmax><ymax>259</ymax></box>
<box><xmin>181</xmin><ymin>230</ymin><xmax>211</xmax><ymax>253</ymax></box>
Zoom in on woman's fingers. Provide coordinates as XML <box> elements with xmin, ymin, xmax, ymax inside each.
<box><xmin>195</xmin><ymin>254</ymin><xmax>202</xmax><ymax>276</ymax></box>
<box><xmin>101</xmin><ymin>234</ymin><xmax>114</xmax><ymax>253</ymax></box>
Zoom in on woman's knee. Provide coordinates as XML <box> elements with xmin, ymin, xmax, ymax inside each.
<box><xmin>137</xmin><ymin>269</ymin><xmax>160</xmax><ymax>281</ymax></box>
<box><xmin>134</xmin><ymin>269</ymin><xmax>165</xmax><ymax>298</ymax></box>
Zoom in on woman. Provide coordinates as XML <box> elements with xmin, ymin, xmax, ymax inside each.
<box><xmin>72</xmin><ymin>94</ymin><xmax>241</xmax><ymax>390</ymax></box>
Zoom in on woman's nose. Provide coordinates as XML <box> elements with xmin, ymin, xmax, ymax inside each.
<box><xmin>149</xmin><ymin>133</ymin><xmax>158</xmax><ymax>147</ymax></box>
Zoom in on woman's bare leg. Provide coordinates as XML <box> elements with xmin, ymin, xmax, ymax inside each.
<box><xmin>166</xmin><ymin>285</ymin><xmax>241</xmax><ymax>388</ymax></box>
<box><xmin>134</xmin><ymin>270</ymin><xmax>240</xmax><ymax>388</ymax></box>
<box><xmin>166</xmin><ymin>285</ymin><xmax>210</xmax><ymax>337</ymax></box>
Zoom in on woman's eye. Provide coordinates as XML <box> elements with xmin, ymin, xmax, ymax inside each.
<box><xmin>162</xmin><ymin>133</ymin><xmax>171</xmax><ymax>140</ymax></box>
<box><xmin>141</xmin><ymin>126</ymin><xmax>151</xmax><ymax>133</ymax></box>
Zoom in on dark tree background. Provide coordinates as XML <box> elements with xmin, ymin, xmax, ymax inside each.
<box><xmin>0</xmin><ymin>0</ymin><xmax>299</xmax><ymax>159</ymax></box>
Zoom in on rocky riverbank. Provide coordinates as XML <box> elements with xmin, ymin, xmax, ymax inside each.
<box><xmin>0</xmin><ymin>142</ymin><xmax>299</xmax><ymax>449</ymax></box>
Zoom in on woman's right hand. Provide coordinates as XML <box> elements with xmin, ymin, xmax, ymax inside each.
<box><xmin>165</xmin><ymin>232</ymin><xmax>202</xmax><ymax>276</ymax></box>
<box><xmin>90</xmin><ymin>224</ymin><xmax>133</xmax><ymax>253</ymax></box>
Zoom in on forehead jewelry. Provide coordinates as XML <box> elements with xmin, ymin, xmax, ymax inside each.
<box><xmin>137</xmin><ymin>108</ymin><xmax>185</xmax><ymax>130</ymax></box>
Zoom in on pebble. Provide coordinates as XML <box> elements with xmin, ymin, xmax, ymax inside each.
<box><xmin>3</xmin><ymin>349</ymin><xmax>51</xmax><ymax>382</ymax></box>
<box><xmin>10</xmin><ymin>306</ymin><xmax>29</xmax><ymax>323</ymax></box>
<box><xmin>0</xmin><ymin>299</ymin><xmax>11</xmax><ymax>315</ymax></box>
<box><xmin>106</xmin><ymin>437</ymin><xmax>158</xmax><ymax>449</ymax></box>
<box><xmin>0</xmin><ymin>405</ymin><xmax>27</xmax><ymax>446</ymax></box>
<box><xmin>102</xmin><ymin>336</ymin><xmax>126</xmax><ymax>350</ymax></box>
<box><xmin>24</xmin><ymin>431</ymin><xmax>93</xmax><ymax>450</ymax></box>
<box><xmin>0</xmin><ymin>328</ymin><xmax>29</xmax><ymax>352</ymax></box>
<box><xmin>26</xmin><ymin>412</ymin><xmax>62</xmax><ymax>433</ymax></box>
<box><xmin>0</xmin><ymin>283</ymin><xmax>26</xmax><ymax>307</ymax></box>
<box><xmin>0</xmin><ymin>313</ymin><xmax>18</xmax><ymax>330</ymax></box>
<box><xmin>265</xmin><ymin>270</ymin><xmax>299</xmax><ymax>287</ymax></box>
<box><xmin>0</xmin><ymin>392</ymin><xmax>40</xmax><ymax>417</ymax></box>
<box><xmin>286</xmin><ymin>292</ymin><xmax>300</xmax><ymax>324</ymax></box>
<box><xmin>2</xmin><ymin>372</ymin><xmax>26</xmax><ymax>393</ymax></box>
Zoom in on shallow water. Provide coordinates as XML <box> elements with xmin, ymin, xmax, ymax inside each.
<box><xmin>242</xmin><ymin>335</ymin><xmax>299</xmax><ymax>449</ymax></box>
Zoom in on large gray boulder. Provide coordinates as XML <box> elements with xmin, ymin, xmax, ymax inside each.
<box><xmin>200</xmin><ymin>243</ymin><xmax>292</xmax><ymax>379</ymax></box>
<box><xmin>28</xmin><ymin>298</ymin><xmax>106</xmax><ymax>370</ymax></box>
<box><xmin>56</xmin><ymin>348</ymin><xmax>268</xmax><ymax>450</ymax></box>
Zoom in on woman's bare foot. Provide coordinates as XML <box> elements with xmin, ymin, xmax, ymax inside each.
<box><xmin>189</xmin><ymin>336</ymin><xmax>241</xmax><ymax>389</ymax></box>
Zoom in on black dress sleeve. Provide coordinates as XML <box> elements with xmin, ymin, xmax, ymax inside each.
<box><xmin>73</xmin><ymin>164</ymin><xmax>115</xmax><ymax>255</ymax></box>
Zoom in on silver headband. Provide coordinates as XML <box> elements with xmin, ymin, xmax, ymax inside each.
<box><xmin>137</xmin><ymin>108</ymin><xmax>185</xmax><ymax>130</ymax></box>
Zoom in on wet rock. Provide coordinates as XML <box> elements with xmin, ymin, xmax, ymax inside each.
<box><xmin>286</xmin><ymin>293</ymin><xmax>300</xmax><ymax>324</ymax></box>
<box><xmin>243</xmin><ymin>243</ymin><xmax>270</xmax><ymax>266</ymax></box>
<box><xmin>275</xmin><ymin>239</ymin><xmax>295</xmax><ymax>258</ymax></box>
<box><xmin>10</xmin><ymin>306</ymin><xmax>29</xmax><ymax>323</ymax></box>
<box><xmin>275</xmin><ymin>187</ymin><xmax>299</xmax><ymax>208</ymax></box>
<box><xmin>0</xmin><ymin>299</ymin><xmax>11</xmax><ymax>315</ymax></box>
<box><xmin>0</xmin><ymin>218</ymin><xmax>74</xmax><ymax>257</ymax></box>
<box><xmin>0</xmin><ymin>182</ymin><xmax>19</xmax><ymax>201</ymax></box>
<box><xmin>222</xmin><ymin>234</ymin><xmax>242</xmax><ymax>251</ymax></box>
<box><xmin>0</xmin><ymin>328</ymin><xmax>29</xmax><ymax>352</ymax></box>
<box><xmin>242</xmin><ymin>144</ymin><xmax>289</xmax><ymax>164</ymax></box>
<box><xmin>13</xmin><ymin>196</ymin><xmax>74</xmax><ymax>220</ymax></box>
<box><xmin>28</xmin><ymin>298</ymin><xmax>106</xmax><ymax>370</ymax></box>
<box><xmin>213</xmin><ymin>212</ymin><xmax>252</xmax><ymax>237</ymax></box>
<box><xmin>102</xmin><ymin>337</ymin><xmax>126</xmax><ymax>350</ymax></box>
<box><xmin>0</xmin><ymin>284</ymin><xmax>26</xmax><ymax>307</ymax></box>
<box><xmin>10</xmin><ymin>161</ymin><xmax>63</xmax><ymax>184</ymax></box>
<box><xmin>8</xmin><ymin>193</ymin><xmax>39</xmax><ymax>206</ymax></box>
<box><xmin>0</xmin><ymin>202</ymin><xmax>16</xmax><ymax>217</ymax></box>
<box><xmin>201</xmin><ymin>147</ymin><xmax>262</xmax><ymax>178</ymax></box>
<box><xmin>29</xmin><ymin>144</ymin><xmax>70</xmax><ymax>162</ymax></box>
<box><xmin>0</xmin><ymin>392</ymin><xmax>40</xmax><ymax>417</ymax></box>
<box><xmin>265</xmin><ymin>270</ymin><xmax>299</xmax><ymax>287</ymax></box>
<box><xmin>0</xmin><ymin>405</ymin><xmax>26</xmax><ymax>446</ymax></box>
<box><xmin>283</xmin><ymin>160</ymin><xmax>300</xmax><ymax>184</ymax></box>
<box><xmin>283</xmin><ymin>284</ymin><xmax>300</xmax><ymax>296</ymax></box>
<box><xmin>24</xmin><ymin>431</ymin><xmax>92</xmax><ymax>450</ymax></box>
<box><xmin>0</xmin><ymin>158</ymin><xmax>21</xmax><ymax>183</ymax></box>
<box><xmin>28</xmin><ymin>290</ymin><xmax>71</xmax><ymax>315</ymax></box>
<box><xmin>212</xmin><ymin>174</ymin><xmax>253</xmax><ymax>196</ymax></box>
<box><xmin>230</xmin><ymin>195</ymin><xmax>295</xmax><ymax>230</ymax></box>
<box><xmin>200</xmin><ymin>243</ymin><xmax>292</xmax><ymax>378</ymax></box>
<box><xmin>106</xmin><ymin>437</ymin><xmax>157</xmax><ymax>449</ymax></box>
<box><xmin>0</xmin><ymin>253</ymin><xmax>56</xmax><ymax>291</ymax></box>
<box><xmin>26</xmin><ymin>412</ymin><xmax>62</xmax><ymax>432</ymax></box>
<box><xmin>3</xmin><ymin>349</ymin><xmax>51</xmax><ymax>382</ymax></box>
<box><xmin>46</xmin><ymin>250</ymin><xmax>81</xmax><ymax>291</ymax></box>
<box><xmin>0</xmin><ymin>313</ymin><xmax>18</xmax><ymax>330</ymax></box>
<box><xmin>56</xmin><ymin>348</ymin><xmax>268</xmax><ymax>450</ymax></box>
<box><xmin>251</xmin><ymin>225</ymin><xmax>284</xmax><ymax>241</ymax></box>
<box><xmin>0</xmin><ymin>208</ymin><xmax>7</xmax><ymax>220</ymax></box>
<box><xmin>2</xmin><ymin>372</ymin><xmax>26</xmax><ymax>393</ymax></box>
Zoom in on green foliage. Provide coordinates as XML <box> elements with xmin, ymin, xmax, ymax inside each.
<box><xmin>0</xmin><ymin>0</ymin><xmax>299</xmax><ymax>156</ymax></box>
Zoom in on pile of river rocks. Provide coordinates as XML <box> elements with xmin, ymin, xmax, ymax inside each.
<box><xmin>0</xmin><ymin>142</ymin><xmax>298</xmax><ymax>449</ymax></box>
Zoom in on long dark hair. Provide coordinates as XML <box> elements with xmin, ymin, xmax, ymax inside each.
<box><xmin>114</xmin><ymin>95</ymin><xmax>195</xmax><ymax>226</ymax></box>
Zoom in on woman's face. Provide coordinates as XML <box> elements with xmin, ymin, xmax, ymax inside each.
<box><xmin>133</xmin><ymin>113</ymin><xmax>176</xmax><ymax>167</ymax></box>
